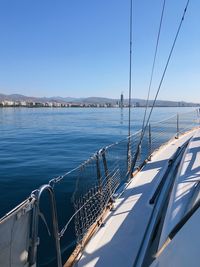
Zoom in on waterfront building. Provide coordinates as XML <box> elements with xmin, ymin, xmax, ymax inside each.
<box><xmin>120</xmin><ymin>93</ymin><xmax>124</xmax><ymax>108</ymax></box>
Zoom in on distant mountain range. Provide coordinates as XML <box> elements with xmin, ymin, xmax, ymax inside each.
<box><xmin>0</xmin><ymin>93</ymin><xmax>199</xmax><ymax>107</ymax></box>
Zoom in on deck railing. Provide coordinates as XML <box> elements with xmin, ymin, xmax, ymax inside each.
<box><xmin>0</xmin><ymin>109</ymin><xmax>199</xmax><ymax>266</ymax></box>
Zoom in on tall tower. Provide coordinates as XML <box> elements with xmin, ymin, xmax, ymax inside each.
<box><xmin>120</xmin><ymin>92</ymin><xmax>124</xmax><ymax>108</ymax></box>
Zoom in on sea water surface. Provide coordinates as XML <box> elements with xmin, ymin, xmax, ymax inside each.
<box><xmin>0</xmin><ymin>107</ymin><xmax>195</xmax><ymax>265</ymax></box>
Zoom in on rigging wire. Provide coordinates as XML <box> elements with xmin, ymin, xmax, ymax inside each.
<box><xmin>128</xmin><ymin>0</ymin><xmax>133</xmax><ymax>138</ymax></box>
<box><xmin>127</xmin><ymin>0</ymin><xmax>133</xmax><ymax>170</ymax></box>
<box><xmin>141</xmin><ymin>0</ymin><xmax>166</xmax><ymax>133</ymax></box>
<box><xmin>136</xmin><ymin>0</ymin><xmax>190</xmax><ymax>152</ymax></box>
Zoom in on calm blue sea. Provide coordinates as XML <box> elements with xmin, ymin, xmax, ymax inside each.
<box><xmin>0</xmin><ymin>107</ymin><xmax>195</xmax><ymax>266</ymax></box>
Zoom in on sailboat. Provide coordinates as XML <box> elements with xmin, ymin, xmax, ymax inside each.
<box><xmin>0</xmin><ymin>0</ymin><xmax>199</xmax><ymax>267</ymax></box>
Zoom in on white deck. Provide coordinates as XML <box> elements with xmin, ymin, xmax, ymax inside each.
<box><xmin>151</xmin><ymin>199</ymin><xmax>200</xmax><ymax>267</ymax></box>
<box><xmin>159</xmin><ymin>129</ymin><xmax>200</xmax><ymax>249</ymax></box>
<box><xmin>76</xmin><ymin>130</ymin><xmax>197</xmax><ymax>267</ymax></box>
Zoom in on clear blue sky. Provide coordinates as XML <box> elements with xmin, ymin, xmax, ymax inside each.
<box><xmin>0</xmin><ymin>0</ymin><xmax>199</xmax><ymax>101</ymax></box>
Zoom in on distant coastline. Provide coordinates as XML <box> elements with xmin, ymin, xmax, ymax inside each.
<box><xmin>0</xmin><ymin>93</ymin><xmax>199</xmax><ymax>108</ymax></box>
<box><xmin>0</xmin><ymin>104</ymin><xmax>199</xmax><ymax>108</ymax></box>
